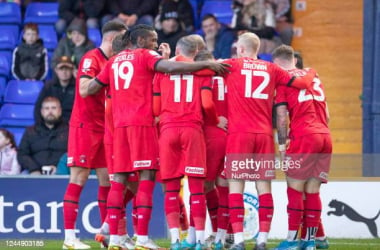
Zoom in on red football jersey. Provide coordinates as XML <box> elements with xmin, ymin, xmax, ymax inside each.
<box><xmin>275</xmin><ymin>68</ymin><xmax>329</xmax><ymax>137</ymax></box>
<box><xmin>153</xmin><ymin>71</ymin><xmax>213</xmax><ymax>130</ymax></box>
<box><xmin>203</xmin><ymin>76</ymin><xmax>228</xmax><ymax>126</ymax></box>
<box><xmin>223</xmin><ymin>57</ymin><xmax>294</xmax><ymax>135</ymax></box>
<box><xmin>70</xmin><ymin>48</ymin><xmax>108</xmax><ymax>131</ymax></box>
<box><xmin>96</xmin><ymin>48</ymin><xmax>163</xmax><ymax>127</ymax></box>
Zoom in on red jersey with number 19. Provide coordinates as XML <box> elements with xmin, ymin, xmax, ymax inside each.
<box><xmin>95</xmin><ymin>48</ymin><xmax>163</xmax><ymax>127</ymax></box>
<box><xmin>223</xmin><ymin>57</ymin><xmax>294</xmax><ymax>135</ymax></box>
<box><xmin>70</xmin><ymin>48</ymin><xmax>108</xmax><ymax>131</ymax></box>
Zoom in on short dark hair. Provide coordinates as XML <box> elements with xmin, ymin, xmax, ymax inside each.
<box><xmin>112</xmin><ymin>33</ymin><xmax>129</xmax><ymax>54</ymax></box>
<box><xmin>101</xmin><ymin>20</ymin><xmax>127</xmax><ymax>36</ymax></box>
<box><xmin>0</xmin><ymin>128</ymin><xmax>17</xmax><ymax>149</ymax></box>
<box><xmin>41</xmin><ymin>96</ymin><xmax>61</xmax><ymax>107</ymax></box>
<box><xmin>272</xmin><ymin>44</ymin><xmax>294</xmax><ymax>61</ymax></box>
<box><xmin>201</xmin><ymin>14</ymin><xmax>218</xmax><ymax>23</ymax></box>
<box><xmin>123</xmin><ymin>24</ymin><xmax>155</xmax><ymax>45</ymax></box>
<box><xmin>294</xmin><ymin>51</ymin><xmax>304</xmax><ymax>69</ymax></box>
<box><xmin>194</xmin><ymin>49</ymin><xmax>214</xmax><ymax>62</ymax></box>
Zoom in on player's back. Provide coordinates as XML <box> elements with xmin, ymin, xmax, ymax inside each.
<box><xmin>286</xmin><ymin>68</ymin><xmax>330</xmax><ymax>136</ymax></box>
<box><xmin>203</xmin><ymin>76</ymin><xmax>228</xmax><ymax>127</ymax></box>
<box><xmin>154</xmin><ymin>71</ymin><xmax>213</xmax><ymax>130</ymax></box>
<box><xmin>100</xmin><ymin>48</ymin><xmax>163</xmax><ymax>128</ymax></box>
<box><xmin>224</xmin><ymin>57</ymin><xmax>290</xmax><ymax>135</ymax></box>
<box><xmin>70</xmin><ymin>48</ymin><xmax>108</xmax><ymax>132</ymax></box>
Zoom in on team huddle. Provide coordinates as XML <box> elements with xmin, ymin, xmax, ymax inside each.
<box><xmin>61</xmin><ymin>21</ymin><xmax>332</xmax><ymax>250</ymax></box>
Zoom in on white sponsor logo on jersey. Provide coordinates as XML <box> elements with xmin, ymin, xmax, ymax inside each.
<box><xmin>184</xmin><ymin>166</ymin><xmax>204</xmax><ymax>175</ymax></box>
<box><xmin>82</xmin><ymin>58</ymin><xmax>92</xmax><ymax>72</ymax></box>
<box><xmin>134</xmin><ymin>160</ymin><xmax>152</xmax><ymax>168</ymax></box>
<box><xmin>67</xmin><ymin>157</ymin><xmax>73</xmax><ymax>164</ymax></box>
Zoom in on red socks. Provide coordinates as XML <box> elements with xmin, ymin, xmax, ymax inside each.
<box><xmin>258</xmin><ymin>193</ymin><xmax>274</xmax><ymax>233</ymax></box>
<box><xmin>206</xmin><ymin>188</ymin><xmax>219</xmax><ymax>233</ymax></box>
<box><xmin>98</xmin><ymin>185</ymin><xmax>110</xmax><ymax>223</ymax></box>
<box><xmin>228</xmin><ymin>193</ymin><xmax>244</xmax><ymax>233</ymax></box>
<box><xmin>188</xmin><ymin>177</ymin><xmax>206</xmax><ymax>231</ymax></box>
<box><xmin>107</xmin><ymin>181</ymin><xmax>125</xmax><ymax>235</ymax></box>
<box><xmin>63</xmin><ymin>183</ymin><xmax>83</xmax><ymax>229</ymax></box>
<box><xmin>136</xmin><ymin>180</ymin><xmax>155</xmax><ymax>236</ymax></box>
<box><xmin>179</xmin><ymin>196</ymin><xmax>189</xmax><ymax>231</ymax></box>
<box><xmin>287</xmin><ymin>187</ymin><xmax>304</xmax><ymax>231</ymax></box>
<box><xmin>316</xmin><ymin>220</ymin><xmax>325</xmax><ymax>238</ymax></box>
<box><xmin>132</xmin><ymin>197</ymin><xmax>138</xmax><ymax>234</ymax></box>
<box><xmin>217</xmin><ymin>185</ymin><xmax>229</xmax><ymax>230</ymax></box>
<box><xmin>304</xmin><ymin>192</ymin><xmax>322</xmax><ymax>228</ymax></box>
<box><xmin>164</xmin><ymin>179</ymin><xmax>181</xmax><ymax>229</ymax></box>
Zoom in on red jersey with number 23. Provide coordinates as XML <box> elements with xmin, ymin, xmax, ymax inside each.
<box><xmin>223</xmin><ymin>57</ymin><xmax>295</xmax><ymax>135</ymax></box>
<box><xmin>96</xmin><ymin>48</ymin><xmax>163</xmax><ymax>127</ymax></box>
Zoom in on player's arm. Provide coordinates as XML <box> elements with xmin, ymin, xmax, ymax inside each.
<box><xmin>88</xmin><ymin>78</ymin><xmax>106</xmax><ymax>95</ymax></box>
<box><xmin>153</xmin><ymin>94</ymin><xmax>161</xmax><ymax>117</ymax></box>
<box><xmin>201</xmin><ymin>87</ymin><xmax>220</xmax><ymax>126</ymax></box>
<box><xmin>275</xmin><ymin>103</ymin><xmax>288</xmax><ymax>159</ymax></box>
<box><xmin>155</xmin><ymin>60</ymin><xmax>230</xmax><ymax>75</ymax></box>
<box><xmin>79</xmin><ymin>77</ymin><xmax>94</xmax><ymax>97</ymax></box>
<box><xmin>325</xmin><ymin>102</ymin><xmax>330</xmax><ymax>124</ymax></box>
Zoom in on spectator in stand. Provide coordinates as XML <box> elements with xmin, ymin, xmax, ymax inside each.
<box><xmin>55</xmin><ymin>0</ymin><xmax>106</xmax><ymax>37</ymax></box>
<box><xmin>268</xmin><ymin>0</ymin><xmax>293</xmax><ymax>45</ymax></box>
<box><xmin>231</xmin><ymin>0</ymin><xmax>282</xmax><ymax>53</ymax></box>
<box><xmin>11</xmin><ymin>23</ymin><xmax>48</xmax><ymax>81</ymax></box>
<box><xmin>53</xmin><ymin>18</ymin><xmax>95</xmax><ymax>70</ymax></box>
<box><xmin>34</xmin><ymin>56</ymin><xmax>75</xmax><ymax>123</ymax></box>
<box><xmin>0</xmin><ymin>128</ymin><xmax>21</xmax><ymax>175</ymax></box>
<box><xmin>17</xmin><ymin>97</ymin><xmax>68</xmax><ymax>175</ymax></box>
<box><xmin>157</xmin><ymin>2</ymin><xmax>189</xmax><ymax>58</ymax></box>
<box><xmin>104</xmin><ymin>0</ymin><xmax>159</xmax><ymax>27</ymax></box>
<box><xmin>201</xmin><ymin>14</ymin><xmax>236</xmax><ymax>59</ymax></box>
<box><xmin>155</xmin><ymin>0</ymin><xmax>195</xmax><ymax>33</ymax></box>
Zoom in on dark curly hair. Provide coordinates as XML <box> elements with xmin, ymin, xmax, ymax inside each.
<box><xmin>0</xmin><ymin>128</ymin><xmax>17</xmax><ymax>149</ymax></box>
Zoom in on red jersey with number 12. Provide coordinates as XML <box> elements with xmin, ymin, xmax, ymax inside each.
<box><xmin>96</xmin><ymin>48</ymin><xmax>163</xmax><ymax>127</ymax></box>
<box><xmin>223</xmin><ymin>57</ymin><xmax>294</xmax><ymax>135</ymax></box>
<box><xmin>70</xmin><ymin>48</ymin><xmax>108</xmax><ymax>132</ymax></box>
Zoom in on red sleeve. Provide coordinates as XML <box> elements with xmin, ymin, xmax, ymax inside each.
<box><xmin>274</xmin><ymin>85</ymin><xmax>287</xmax><ymax>106</ymax></box>
<box><xmin>144</xmin><ymin>49</ymin><xmax>163</xmax><ymax>71</ymax></box>
<box><xmin>201</xmin><ymin>76</ymin><xmax>218</xmax><ymax>125</ymax></box>
<box><xmin>78</xmin><ymin>52</ymin><xmax>100</xmax><ymax>79</ymax></box>
<box><xmin>152</xmin><ymin>73</ymin><xmax>162</xmax><ymax>117</ymax></box>
<box><xmin>95</xmin><ymin>61</ymin><xmax>111</xmax><ymax>86</ymax></box>
<box><xmin>194</xmin><ymin>69</ymin><xmax>215</xmax><ymax>76</ymax></box>
<box><xmin>290</xmin><ymin>68</ymin><xmax>316</xmax><ymax>89</ymax></box>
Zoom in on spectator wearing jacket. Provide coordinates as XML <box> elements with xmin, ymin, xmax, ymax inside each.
<box><xmin>11</xmin><ymin>23</ymin><xmax>48</xmax><ymax>81</ymax></box>
<box><xmin>0</xmin><ymin>128</ymin><xmax>21</xmax><ymax>175</ymax></box>
<box><xmin>53</xmin><ymin>18</ymin><xmax>95</xmax><ymax>69</ymax></box>
<box><xmin>34</xmin><ymin>56</ymin><xmax>75</xmax><ymax>123</ymax></box>
<box><xmin>105</xmin><ymin>0</ymin><xmax>159</xmax><ymax>27</ymax></box>
<box><xmin>201</xmin><ymin>14</ymin><xmax>236</xmax><ymax>59</ymax></box>
<box><xmin>18</xmin><ymin>97</ymin><xmax>68</xmax><ymax>175</ymax></box>
<box><xmin>55</xmin><ymin>0</ymin><xmax>107</xmax><ymax>37</ymax></box>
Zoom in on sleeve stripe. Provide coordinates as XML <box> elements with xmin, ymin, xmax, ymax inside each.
<box><xmin>287</xmin><ymin>76</ymin><xmax>296</xmax><ymax>87</ymax></box>
<box><xmin>153</xmin><ymin>93</ymin><xmax>161</xmax><ymax>96</ymax></box>
<box><xmin>274</xmin><ymin>102</ymin><xmax>288</xmax><ymax>107</ymax></box>
<box><xmin>95</xmin><ymin>78</ymin><xmax>107</xmax><ymax>86</ymax></box>
<box><xmin>201</xmin><ymin>86</ymin><xmax>212</xmax><ymax>90</ymax></box>
<box><xmin>80</xmin><ymin>75</ymin><xmax>92</xmax><ymax>79</ymax></box>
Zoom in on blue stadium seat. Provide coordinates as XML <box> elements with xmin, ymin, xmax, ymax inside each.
<box><xmin>0</xmin><ymin>2</ymin><xmax>21</xmax><ymax>26</ymax></box>
<box><xmin>0</xmin><ymin>104</ymin><xmax>34</xmax><ymax>127</ymax></box>
<box><xmin>0</xmin><ymin>55</ymin><xmax>10</xmax><ymax>78</ymax></box>
<box><xmin>4</xmin><ymin>80</ymin><xmax>43</xmax><ymax>104</ymax></box>
<box><xmin>0</xmin><ymin>77</ymin><xmax>6</xmax><ymax>101</ymax></box>
<box><xmin>37</xmin><ymin>25</ymin><xmax>58</xmax><ymax>51</ymax></box>
<box><xmin>189</xmin><ymin>0</ymin><xmax>200</xmax><ymax>29</ymax></box>
<box><xmin>88</xmin><ymin>28</ymin><xmax>101</xmax><ymax>47</ymax></box>
<box><xmin>24</xmin><ymin>3</ymin><xmax>59</xmax><ymax>25</ymax></box>
<box><xmin>0</xmin><ymin>51</ymin><xmax>12</xmax><ymax>65</ymax></box>
<box><xmin>0</xmin><ymin>25</ymin><xmax>19</xmax><ymax>51</ymax></box>
<box><xmin>200</xmin><ymin>0</ymin><xmax>233</xmax><ymax>26</ymax></box>
<box><xmin>258</xmin><ymin>53</ymin><xmax>273</xmax><ymax>62</ymax></box>
<box><xmin>4</xmin><ymin>126</ymin><xmax>25</xmax><ymax>146</ymax></box>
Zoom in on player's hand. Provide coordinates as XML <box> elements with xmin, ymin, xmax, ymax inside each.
<box><xmin>207</xmin><ymin>61</ymin><xmax>231</xmax><ymax>75</ymax></box>
<box><xmin>217</xmin><ymin>116</ymin><xmax>228</xmax><ymax>131</ymax></box>
<box><xmin>158</xmin><ymin>43</ymin><xmax>171</xmax><ymax>59</ymax></box>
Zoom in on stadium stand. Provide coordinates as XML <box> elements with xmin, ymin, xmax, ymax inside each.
<box><xmin>0</xmin><ymin>25</ymin><xmax>19</xmax><ymax>51</ymax></box>
<box><xmin>0</xmin><ymin>2</ymin><xmax>22</xmax><ymax>27</ymax></box>
<box><xmin>200</xmin><ymin>0</ymin><xmax>233</xmax><ymax>26</ymax></box>
<box><xmin>4</xmin><ymin>80</ymin><xmax>43</xmax><ymax>104</ymax></box>
<box><xmin>24</xmin><ymin>2</ymin><xmax>59</xmax><ymax>25</ymax></box>
<box><xmin>88</xmin><ymin>27</ymin><xmax>102</xmax><ymax>47</ymax></box>
<box><xmin>0</xmin><ymin>103</ymin><xmax>35</xmax><ymax>127</ymax></box>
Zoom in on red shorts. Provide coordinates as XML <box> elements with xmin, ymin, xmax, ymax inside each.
<box><xmin>225</xmin><ymin>132</ymin><xmax>275</xmax><ymax>180</ymax></box>
<box><xmin>286</xmin><ymin>133</ymin><xmax>332</xmax><ymax>183</ymax></box>
<box><xmin>67</xmin><ymin>126</ymin><xmax>106</xmax><ymax>168</ymax></box>
<box><xmin>113</xmin><ymin>126</ymin><xmax>159</xmax><ymax>174</ymax></box>
<box><xmin>204</xmin><ymin>126</ymin><xmax>227</xmax><ymax>181</ymax></box>
<box><xmin>159</xmin><ymin>127</ymin><xmax>206</xmax><ymax>180</ymax></box>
